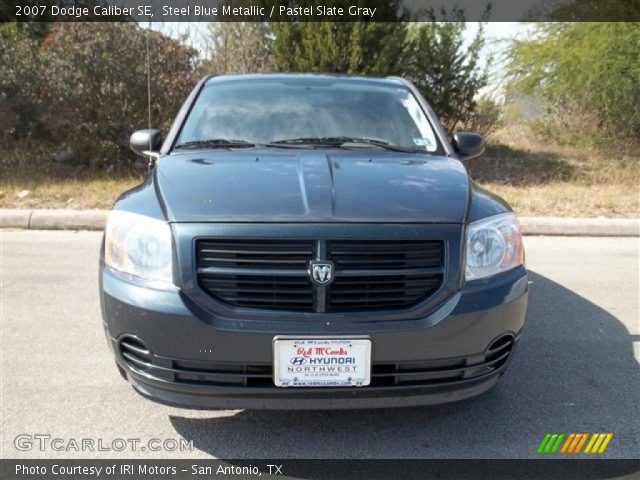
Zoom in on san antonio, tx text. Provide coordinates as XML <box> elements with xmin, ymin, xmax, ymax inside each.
<box><xmin>16</xmin><ymin>463</ymin><xmax>283</xmax><ymax>477</ymax></box>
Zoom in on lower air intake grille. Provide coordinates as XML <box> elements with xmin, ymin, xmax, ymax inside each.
<box><xmin>118</xmin><ymin>336</ymin><xmax>515</xmax><ymax>389</ymax></box>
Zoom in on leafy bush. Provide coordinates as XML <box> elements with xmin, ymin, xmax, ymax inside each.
<box><xmin>1</xmin><ymin>23</ymin><xmax>198</xmax><ymax>170</ymax></box>
<box><xmin>0</xmin><ymin>24</ymin><xmax>43</xmax><ymax>145</ymax></box>
<box><xmin>457</xmin><ymin>95</ymin><xmax>502</xmax><ymax>138</ymax></box>
<box><xmin>506</xmin><ymin>23</ymin><xmax>640</xmax><ymax>145</ymax></box>
<box><xmin>200</xmin><ymin>22</ymin><xmax>275</xmax><ymax>75</ymax></box>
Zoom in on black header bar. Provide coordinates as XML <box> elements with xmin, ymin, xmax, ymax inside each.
<box><xmin>3</xmin><ymin>0</ymin><xmax>640</xmax><ymax>22</ymax></box>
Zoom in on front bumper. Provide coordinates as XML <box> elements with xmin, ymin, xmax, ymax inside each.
<box><xmin>100</xmin><ymin>265</ymin><xmax>528</xmax><ymax>410</ymax></box>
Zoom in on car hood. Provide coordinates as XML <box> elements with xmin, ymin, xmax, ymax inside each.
<box><xmin>155</xmin><ymin>150</ymin><xmax>469</xmax><ymax>223</ymax></box>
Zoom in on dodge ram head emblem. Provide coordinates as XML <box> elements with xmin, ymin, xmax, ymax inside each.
<box><xmin>310</xmin><ymin>261</ymin><xmax>334</xmax><ymax>286</ymax></box>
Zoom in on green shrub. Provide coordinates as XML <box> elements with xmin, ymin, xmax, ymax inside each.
<box><xmin>457</xmin><ymin>95</ymin><xmax>502</xmax><ymax>138</ymax></box>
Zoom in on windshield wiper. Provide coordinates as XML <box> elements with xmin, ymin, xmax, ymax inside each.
<box><xmin>174</xmin><ymin>139</ymin><xmax>255</xmax><ymax>150</ymax></box>
<box><xmin>267</xmin><ymin>137</ymin><xmax>419</xmax><ymax>153</ymax></box>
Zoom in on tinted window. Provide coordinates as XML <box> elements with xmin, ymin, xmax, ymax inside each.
<box><xmin>176</xmin><ymin>78</ymin><xmax>440</xmax><ymax>152</ymax></box>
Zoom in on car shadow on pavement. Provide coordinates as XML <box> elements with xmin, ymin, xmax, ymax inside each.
<box><xmin>169</xmin><ymin>271</ymin><xmax>639</xmax><ymax>460</ymax></box>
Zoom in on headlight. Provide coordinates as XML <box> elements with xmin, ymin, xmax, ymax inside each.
<box><xmin>465</xmin><ymin>212</ymin><xmax>524</xmax><ymax>281</ymax></box>
<box><xmin>104</xmin><ymin>210</ymin><xmax>173</xmax><ymax>289</ymax></box>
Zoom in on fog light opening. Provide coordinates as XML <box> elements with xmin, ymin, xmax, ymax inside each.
<box><xmin>118</xmin><ymin>335</ymin><xmax>152</xmax><ymax>371</ymax></box>
<box><xmin>485</xmin><ymin>334</ymin><xmax>516</xmax><ymax>370</ymax></box>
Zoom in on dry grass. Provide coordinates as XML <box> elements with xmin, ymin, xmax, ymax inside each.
<box><xmin>1</xmin><ymin>126</ymin><xmax>638</xmax><ymax>216</ymax></box>
<box><xmin>478</xmin><ymin>183</ymin><xmax>638</xmax><ymax>218</ymax></box>
<box><xmin>469</xmin><ymin>125</ymin><xmax>640</xmax><ymax>217</ymax></box>
<box><xmin>0</xmin><ymin>171</ymin><xmax>142</xmax><ymax>209</ymax></box>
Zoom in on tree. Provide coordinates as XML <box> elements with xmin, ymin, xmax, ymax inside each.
<box><xmin>271</xmin><ymin>21</ymin><xmax>408</xmax><ymax>75</ymax></box>
<box><xmin>270</xmin><ymin>6</ymin><xmax>490</xmax><ymax>133</ymax></box>
<box><xmin>506</xmin><ymin>23</ymin><xmax>640</xmax><ymax>143</ymax></box>
<box><xmin>200</xmin><ymin>22</ymin><xmax>274</xmax><ymax>75</ymax></box>
<box><xmin>527</xmin><ymin>0</ymin><xmax>640</xmax><ymax>21</ymax></box>
<box><xmin>270</xmin><ymin>0</ymin><xmax>408</xmax><ymax>75</ymax></box>
<box><xmin>402</xmin><ymin>12</ymin><xmax>490</xmax><ymax>132</ymax></box>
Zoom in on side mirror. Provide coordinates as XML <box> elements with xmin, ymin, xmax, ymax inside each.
<box><xmin>452</xmin><ymin>132</ymin><xmax>485</xmax><ymax>161</ymax></box>
<box><xmin>130</xmin><ymin>129</ymin><xmax>163</xmax><ymax>158</ymax></box>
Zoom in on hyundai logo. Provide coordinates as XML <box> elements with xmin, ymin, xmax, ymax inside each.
<box><xmin>290</xmin><ymin>357</ymin><xmax>307</xmax><ymax>365</ymax></box>
<box><xmin>310</xmin><ymin>261</ymin><xmax>334</xmax><ymax>286</ymax></box>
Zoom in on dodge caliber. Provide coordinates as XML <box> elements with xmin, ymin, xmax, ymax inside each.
<box><xmin>100</xmin><ymin>74</ymin><xmax>528</xmax><ymax>409</ymax></box>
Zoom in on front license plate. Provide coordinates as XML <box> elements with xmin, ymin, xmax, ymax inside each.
<box><xmin>273</xmin><ymin>337</ymin><xmax>371</xmax><ymax>387</ymax></box>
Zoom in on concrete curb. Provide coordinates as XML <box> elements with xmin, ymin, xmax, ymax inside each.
<box><xmin>1</xmin><ymin>209</ymin><xmax>639</xmax><ymax>236</ymax></box>
<box><xmin>519</xmin><ymin>216</ymin><xmax>640</xmax><ymax>237</ymax></box>
<box><xmin>1</xmin><ymin>209</ymin><xmax>108</xmax><ymax>231</ymax></box>
<box><xmin>0</xmin><ymin>209</ymin><xmax>32</xmax><ymax>229</ymax></box>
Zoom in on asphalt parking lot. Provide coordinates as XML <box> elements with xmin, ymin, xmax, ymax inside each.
<box><xmin>1</xmin><ymin>231</ymin><xmax>638</xmax><ymax>459</ymax></box>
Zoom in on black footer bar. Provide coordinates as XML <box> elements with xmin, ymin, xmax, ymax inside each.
<box><xmin>2</xmin><ymin>459</ymin><xmax>640</xmax><ymax>480</ymax></box>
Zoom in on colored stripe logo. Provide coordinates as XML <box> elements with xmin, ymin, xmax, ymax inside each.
<box><xmin>537</xmin><ymin>433</ymin><xmax>613</xmax><ymax>454</ymax></box>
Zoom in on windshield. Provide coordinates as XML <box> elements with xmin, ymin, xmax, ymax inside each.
<box><xmin>175</xmin><ymin>78</ymin><xmax>440</xmax><ymax>153</ymax></box>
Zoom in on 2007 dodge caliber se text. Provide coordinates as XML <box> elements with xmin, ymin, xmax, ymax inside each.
<box><xmin>100</xmin><ymin>74</ymin><xmax>528</xmax><ymax>409</ymax></box>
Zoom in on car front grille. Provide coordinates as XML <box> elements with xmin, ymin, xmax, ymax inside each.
<box><xmin>196</xmin><ymin>238</ymin><xmax>444</xmax><ymax>313</ymax></box>
<box><xmin>200</xmin><ymin>273</ymin><xmax>315</xmax><ymax>311</ymax></box>
<box><xmin>197</xmin><ymin>239</ymin><xmax>315</xmax><ymax>269</ymax></box>
<box><xmin>328</xmin><ymin>240</ymin><xmax>443</xmax><ymax>310</ymax></box>
<box><xmin>197</xmin><ymin>239</ymin><xmax>316</xmax><ymax>311</ymax></box>
<box><xmin>328</xmin><ymin>240</ymin><xmax>442</xmax><ymax>269</ymax></box>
